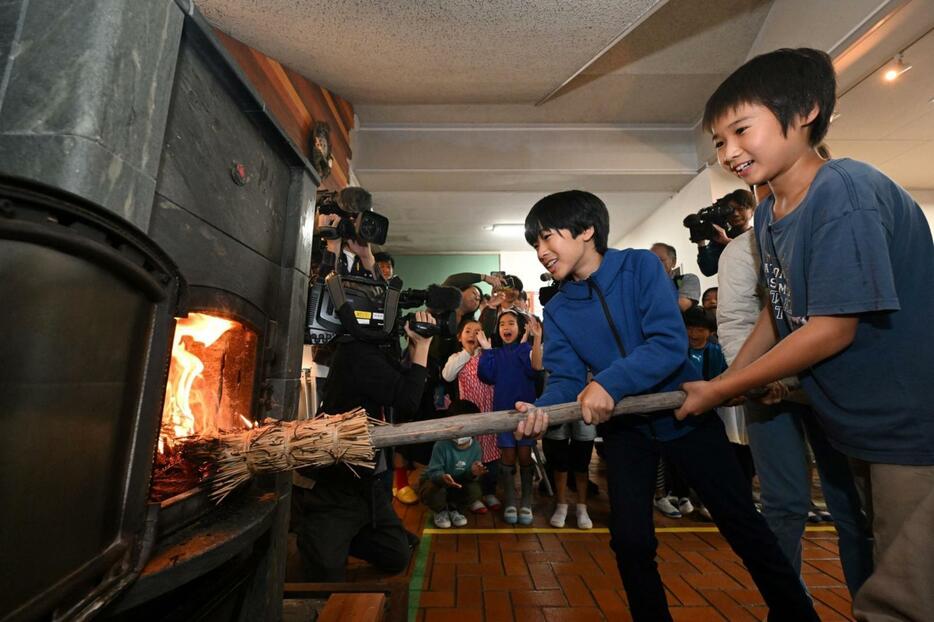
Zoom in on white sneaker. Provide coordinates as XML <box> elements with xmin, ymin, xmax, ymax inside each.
<box><xmin>483</xmin><ymin>494</ymin><xmax>502</xmax><ymax>510</ymax></box>
<box><xmin>434</xmin><ymin>510</ymin><xmax>451</xmax><ymax>529</ymax></box>
<box><xmin>678</xmin><ymin>498</ymin><xmax>694</xmax><ymax>515</ymax></box>
<box><xmin>550</xmin><ymin>503</ymin><xmax>568</xmax><ymax>528</ymax></box>
<box><xmin>654</xmin><ymin>496</ymin><xmax>682</xmax><ymax>518</ymax></box>
<box><xmin>576</xmin><ymin>504</ymin><xmax>593</xmax><ymax>530</ymax></box>
<box><xmin>450</xmin><ymin>510</ymin><xmax>468</xmax><ymax>527</ymax></box>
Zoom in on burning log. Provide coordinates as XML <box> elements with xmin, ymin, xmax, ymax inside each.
<box><xmin>189</xmin><ymin>391</ymin><xmax>686</xmax><ymax>502</ymax></box>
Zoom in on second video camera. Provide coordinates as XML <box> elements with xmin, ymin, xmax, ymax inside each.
<box><xmin>682</xmin><ymin>198</ymin><xmax>734</xmax><ymax>243</ymax></box>
<box><xmin>316</xmin><ymin>187</ymin><xmax>389</xmax><ymax>246</ymax></box>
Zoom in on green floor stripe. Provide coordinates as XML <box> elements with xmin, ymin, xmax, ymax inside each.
<box><xmin>407</xmin><ymin>514</ymin><xmax>433</xmax><ymax>622</ymax></box>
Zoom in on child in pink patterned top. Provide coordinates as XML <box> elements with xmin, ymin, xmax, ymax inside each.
<box><xmin>442</xmin><ymin>319</ymin><xmax>501</xmax><ymax>512</ymax></box>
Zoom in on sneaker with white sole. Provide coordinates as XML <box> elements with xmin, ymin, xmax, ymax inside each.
<box><xmin>550</xmin><ymin>503</ymin><xmax>568</xmax><ymax>528</ymax></box>
<box><xmin>678</xmin><ymin>498</ymin><xmax>694</xmax><ymax>515</ymax></box>
<box><xmin>483</xmin><ymin>495</ymin><xmax>502</xmax><ymax>511</ymax></box>
<box><xmin>518</xmin><ymin>507</ymin><xmax>534</xmax><ymax>526</ymax></box>
<box><xmin>469</xmin><ymin>499</ymin><xmax>488</xmax><ymax>514</ymax></box>
<box><xmin>503</xmin><ymin>506</ymin><xmax>518</xmax><ymax>524</ymax></box>
<box><xmin>654</xmin><ymin>496</ymin><xmax>682</xmax><ymax>518</ymax></box>
<box><xmin>450</xmin><ymin>510</ymin><xmax>468</xmax><ymax>527</ymax></box>
<box><xmin>576</xmin><ymin>504</ymin><xmax>593</xmax><ymax>530</ymax></box>
<box><xmin>434</xmin><ymin>510</ymin><xmax>451</xmax><ymax>529</ymax></box>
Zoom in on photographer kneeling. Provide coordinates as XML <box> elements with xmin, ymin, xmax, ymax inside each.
<box><xmin>688</xmin><ymin>189</ymin><xmax>756</xmax><ymax>276</ymax></box>
<box><xmin>292</xmin><ymin>306</ymin><xmax>435</xmax><ymax>581</ymax></box>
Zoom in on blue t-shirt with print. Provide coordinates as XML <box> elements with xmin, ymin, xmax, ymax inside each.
<box><xmin>755</xmin><ymin>158</ymin><xmax>934</xmax><ymax>465</ymax></box>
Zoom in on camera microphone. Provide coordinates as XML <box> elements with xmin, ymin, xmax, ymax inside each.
<box><xmin>540</xmin><ymin>272</ymin><xmax>552</xmax><ymax>282</ymax></box>
<box><xmin>338</xmin><ymin>186</ymin><xmax>373</xmax><ymax>213</ymax></box>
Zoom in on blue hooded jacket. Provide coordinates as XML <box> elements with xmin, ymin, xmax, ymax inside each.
<box><xmin>478</xmin><ymin>341</ymin><xmax>538</xmax><ymax>411</ymax></box>
<box><xmin>535</xmin><ymin>248</ymin><xmax>702</xmax><ymax>441</ymax></box>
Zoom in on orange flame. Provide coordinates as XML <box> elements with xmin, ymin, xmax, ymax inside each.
<box><xmin>160</xmin><ymin>313</ymin><xmax>235</xmax><ymax>449</ymax></box>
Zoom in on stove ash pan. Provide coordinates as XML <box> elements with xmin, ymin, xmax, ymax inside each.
<box><xmin>0</xmin><ymin>177</ymin><xmax>185</xmax><ymax>622</ymax></box>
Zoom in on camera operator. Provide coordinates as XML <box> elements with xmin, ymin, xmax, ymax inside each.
<box><xmin>693</xmin><ymin>189</ymin><xmax>756</xmax><ymax>276</ymax></box>
<box><xmin>291</xmin><ymin>311</ymin><xmax>436</xmax><ymax>582</ymax></box>
<box><xmin>374</xmin><ymin>252</ymin><xmax>395</xmax><ymax>280</ymax></box>
<box><xmin>314</xmin><ymin>187</ymin><xmax>383</xmax><ymax>280</ymax></box>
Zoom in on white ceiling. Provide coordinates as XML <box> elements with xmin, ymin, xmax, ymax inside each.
<box><xmin>200</xmin><ymin>0</ymin><xmax>934</xmax><ymax>254</ymax></box>
<box><xmin>827</xmin><ymin>28</ymin><xmax>934</xmax><ymax>191</ymax></box>
<box><xmin>198</xmin><ymin>0</ymin><xmax>668</xmax><ymax>104</ymax></box>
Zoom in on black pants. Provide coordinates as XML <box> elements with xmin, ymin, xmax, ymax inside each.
<box><xmin>600</xmin><ymin>414</ymin><xmax>818</xmax><ymax>622</ymax></box>
<box><xmin>291</xmin><ymin>477</ymin><xmax>411</xmax><ymax>582</ymax></box>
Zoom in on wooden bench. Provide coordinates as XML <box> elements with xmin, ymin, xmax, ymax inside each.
<box><xmin>318</xmin><ymin>593</ymin><xmax>386</xmax><ymax>622</ymax></box>
<box><xmin>284</xmin><ymin>580</ymin><xmax>406</xmax><ymax>621</ymax></box>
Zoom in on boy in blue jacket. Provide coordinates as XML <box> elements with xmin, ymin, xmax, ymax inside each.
<box><xmin>514</xmin><ymin>190</ymin><xmax>816</xmax><ymax>622</ymax></box>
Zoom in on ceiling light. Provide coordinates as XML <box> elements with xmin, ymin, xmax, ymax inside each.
<box><xmin>883</xmin><ymin>54</ymin><xmax>912</xmax><ymax>82</ymax></box>
<box><xmin>489</xmin><ymin>224</ymin><xmax>525</xmax><ymax>237</ymax></box>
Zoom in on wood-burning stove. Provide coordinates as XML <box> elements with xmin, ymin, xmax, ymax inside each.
<box><xmin>0</xmin><ymin>1</ymin><xmax>320</xmax><ymax>620</ymax></box>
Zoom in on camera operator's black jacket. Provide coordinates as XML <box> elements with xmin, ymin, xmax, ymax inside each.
<box><xmin>298</xmin><ymin>337</ymin><xmax>427</xmax><ymax>485</ymax></box>
<box><xmin>697</xmin><ymin>241</ymin><xmax>725</xmax><ymax>277</ymax></box>
<box><xmin>696</xmin><ymin>227</ymin><xmax>749</xmax><ymax>276</ymax></box>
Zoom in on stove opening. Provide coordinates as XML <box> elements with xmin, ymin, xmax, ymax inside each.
<box><xmin>150</xmin><ymin>312</ymin><xmax>258</xmax><ymax>501</ymax></box>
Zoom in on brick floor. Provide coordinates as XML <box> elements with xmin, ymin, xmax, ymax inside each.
<box><xmin>399</xmin><ymin>460</ymin><xmax>855</xmax><ymax>622</ymax></box>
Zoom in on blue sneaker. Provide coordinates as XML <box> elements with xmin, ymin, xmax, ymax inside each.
<box><xmin>654</xmin><ymin>496</ymin><xmax>682</xmax><ymax>519</ymax></box>
<box><xmin>518</xmin><ymin>507</ymin><xmax>534</xmax><ymax>526</ymax></box>
<box><xmin>503</xmin><ymin>506</ymin><xmax>518</xmax><ymax>524</ymax></box>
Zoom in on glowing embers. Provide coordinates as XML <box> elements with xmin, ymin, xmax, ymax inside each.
<box><xmin>151</xmin><ymin>312</ymin><xmax>258</xmax><ymax>501</ymax></box>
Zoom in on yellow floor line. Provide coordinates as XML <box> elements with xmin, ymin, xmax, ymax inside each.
<box><xmin>423</xmin><ymin>525</ymin><xmax>839</xmax><ymax>535</ymax></box>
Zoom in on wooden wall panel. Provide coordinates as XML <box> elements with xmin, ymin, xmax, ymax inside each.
<box><xmin>214</xmin><ymin>29</ymin><xmax>354</xmax><ymax>191</ymax></box>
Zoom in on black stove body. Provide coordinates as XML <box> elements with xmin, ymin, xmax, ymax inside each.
<box><xmin>0</xmin><ymin>1</ymin><xmax>318</xmax><ymax>620</ymax></box>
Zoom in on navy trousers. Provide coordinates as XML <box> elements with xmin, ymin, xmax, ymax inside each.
<box><xmin>600</xmin><ymin>414</ymin><xmax>819</xmax><ymax>622</ymax></box>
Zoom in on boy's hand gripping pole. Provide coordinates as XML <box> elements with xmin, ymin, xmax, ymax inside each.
<box><xmin>368</xmin><ymin>391</ymin><xmax>687</xmax><ymax>449</ymax></box>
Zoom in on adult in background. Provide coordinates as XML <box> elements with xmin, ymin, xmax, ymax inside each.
<box><xmin>650</xmin><ymin>243</ymin><xmax>700</xmax><ymax>312</ymax></box>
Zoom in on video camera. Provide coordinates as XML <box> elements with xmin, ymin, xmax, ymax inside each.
<box><xmin>316</xmin><ymin>187</ymin><xmax>389</xmax><ymax>246</ymax></box>
<box><xmin>682</xmin><ymin>198</ymin><xmax>734</xmax><ymax>243</ymax></box>
<box><xmin>305</xmin><ymin>273</ymin><xmax>462</xmax><ymax>345</ymax></box>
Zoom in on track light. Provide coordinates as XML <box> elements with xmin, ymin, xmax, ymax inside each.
<box><xmin>883</xmin><ymin>54</ymin><xmax>912</xmax><ymax>82</ymax></box>
<box><xmin>486</xmin><ymin>224</ymin><xmax>525</xmax><ymax>237</ymax></box>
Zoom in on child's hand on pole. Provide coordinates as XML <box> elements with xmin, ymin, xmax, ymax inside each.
<box><xmin>578</xmin><ymin>381</ymin><xmax>614</xmax><ymax>425</ymax></box>
<box><xmin>514</xmin><ymin>401</ymin><xmax>548</xmax><ymax>439</ymax></box>
<box><xmin>675</xmin><ymin>380</ymin><xmax>726</xmax><ymax>420</ymax></box>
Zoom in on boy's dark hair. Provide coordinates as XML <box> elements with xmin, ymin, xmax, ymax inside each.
<box><xmin>652</xmin><ymin>242</ymin><xmax>677</xmax><ymax>263</ymax></box>
<box><xmin>702</xmin><ymin>287</ymin><xmax>718</xmax><ymax>300</ymax></box>
<box><xmin>683</xmin><ymin>305</ymin><xmax>714</xmax><ymax>331</ymax></box>
<box><xmin>525</xmin><ymin>190</ymin><xmax>609</xmax><ymax>254</ymax></box>
<box><xmin>703</xmin><ymin>48</ymin><xmax>836</xmax><ymax>147</ymax></box>
<box><xmin>448</xmin><ymin>399</ymin><xmax>480</xmax><ymax>416</ymax></box>
<box><xmin>724</xmin><ymin>188</ymin><xmax>756</xmax><ymax>210</ymax></box>
<box><xmin>373</xmin><ymin>252</ymin><xmax>394</xmax><ymax>267</ymax></box>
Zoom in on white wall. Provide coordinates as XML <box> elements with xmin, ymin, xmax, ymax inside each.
<box><xmin>499</xmin><ymin>251</ymin><xmax>546</xmax><ymax>297</ymax></box>
<box><xmin>615</xmin><ymin>166</ymin><xmax>746</xmax><ymax>293</ymax></box>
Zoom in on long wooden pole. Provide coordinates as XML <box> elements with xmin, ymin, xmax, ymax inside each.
<box><xmin>369</xmin><ymin>390</ymin><xmax>686</xmax><ymax>449</ymax></box>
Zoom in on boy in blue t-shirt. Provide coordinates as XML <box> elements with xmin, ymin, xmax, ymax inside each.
<box><xmin>514</xmin><ymin>190</ymin><xmax>817</xmax><ymax>622</ymax></box>
<box><xmin>679</xmin><ymin>48</ymin><xmax>934</xmax><ymax>618</ymax></box>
